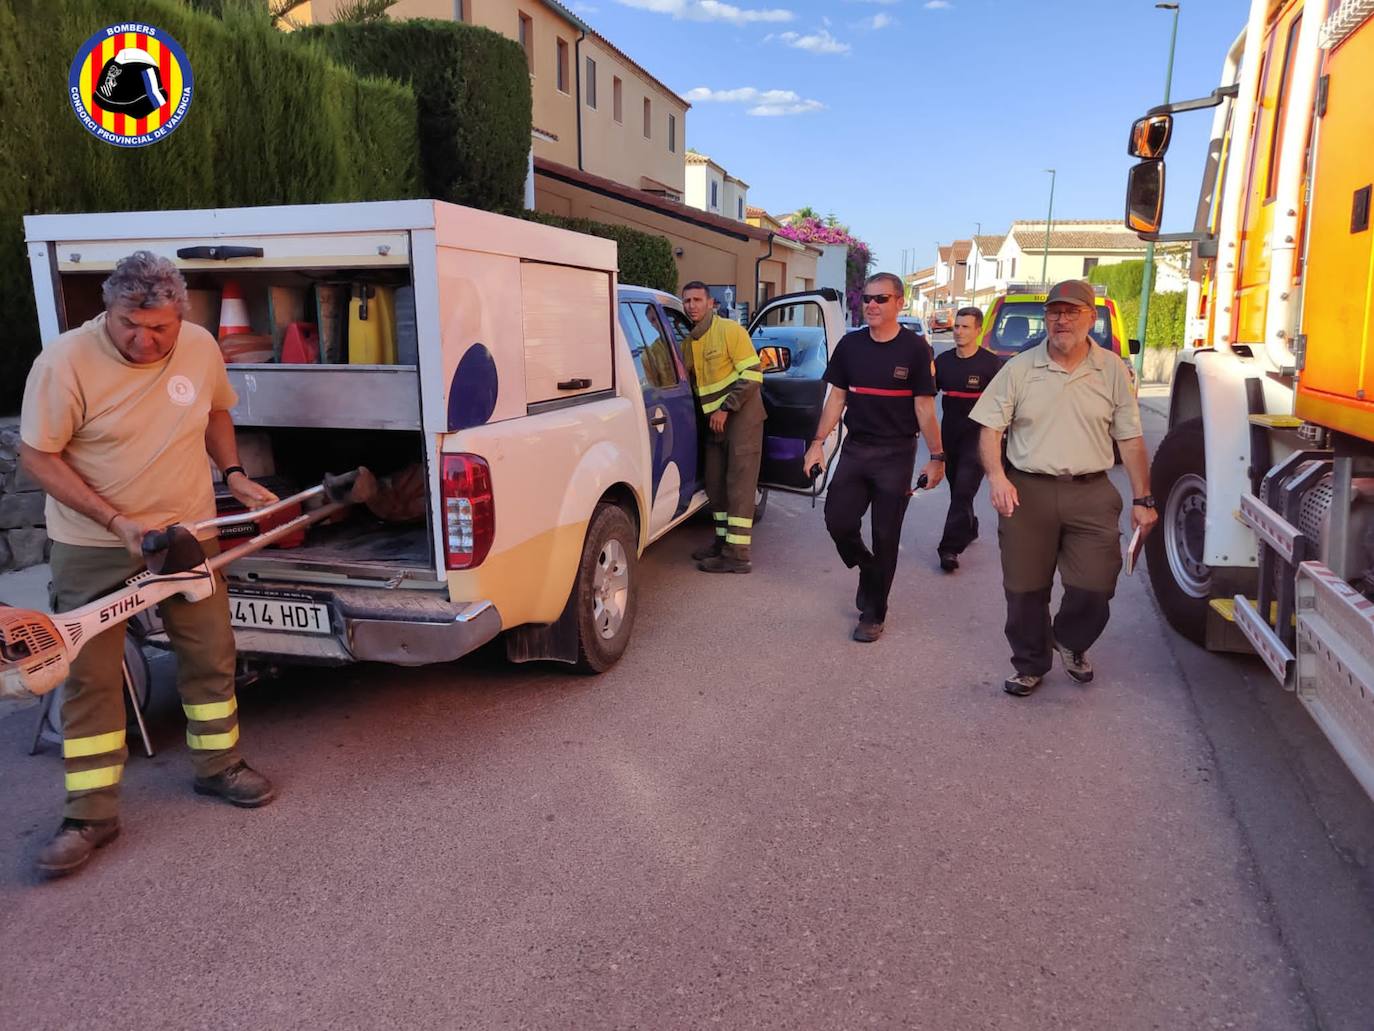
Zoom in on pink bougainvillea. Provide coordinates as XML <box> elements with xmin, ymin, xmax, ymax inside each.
<box><xmin>777</xmin><ymin>215</ymin><xmax>874</xmax><ymax>318</ymax></box>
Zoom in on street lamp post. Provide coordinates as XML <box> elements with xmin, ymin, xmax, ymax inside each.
<box><xmin>971</xmin><ymin>220</ymin><xmax>982</xmax><ymax>308</ymax></box>
<box><xmin>1135</xmin><ymin>1</ymin><xmax>1181</xmax><ymax>379</ymax></box>
<box><xmin>1041</xmin><ymin>169</ymin><xmax>1056</xmax><ymax>283</ymax></box>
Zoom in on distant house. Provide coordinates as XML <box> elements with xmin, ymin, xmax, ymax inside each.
<box><xmin>905</xmin><ymin>265</ymin><xmax>936</xmax><ymax>317</ymax></box>
<box><xmin>992</xmin><ymin>220</ymin><xmax>1186</xmax><ymax>291</ymax></box>
<box><xmin>745</xmin><ymin>207</ymin><xmax>823</xmax><ymax>305</ymax></box>
<box><xmin>933</xmin><ymin>239</ymin><xmax>972</xmax><ymax>308</ymax></box>
<box><xmin>685</xmin><ymin>151</ymin><xmax>748</xmax><ymax>221</ymax></box>
<box><xmin>967</xmin><ymin>234</ymin><xmax>1003</xmax><ymax>308</ymax></box>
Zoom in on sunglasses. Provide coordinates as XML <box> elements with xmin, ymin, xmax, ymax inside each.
<box><xmin>861</xmin><ymin>293</ymin><xmax>896</xmax><ymax>304</ymax></box>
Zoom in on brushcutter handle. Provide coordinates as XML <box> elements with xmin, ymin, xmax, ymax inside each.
<box><xmin>323</xmin><ymin>469</ymin><xmax>360</xmax><ymax>504</ymax></box>
<box><xmin>141</xmin><ymin>524</ymin><xmax>207</xmax><ymax>575</ymax></box>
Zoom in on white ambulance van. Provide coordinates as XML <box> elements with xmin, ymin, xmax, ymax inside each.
<box><xmin>23</xmin><ymin>200</ymin><xmax>845</xmax><ymax>673</ymax></box>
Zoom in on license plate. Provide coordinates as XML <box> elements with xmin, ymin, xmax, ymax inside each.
<box><xmin>229</xmin><ymin>594</ymin><xmax>331</xmax><ymax>636</ymax></box>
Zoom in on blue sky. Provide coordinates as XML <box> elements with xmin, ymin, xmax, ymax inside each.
<box><xmin>572</xmin><ymin>0</ymin><xmax>1252</xmax><ymax>272</ymax></box>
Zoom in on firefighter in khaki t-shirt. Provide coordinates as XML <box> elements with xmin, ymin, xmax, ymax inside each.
<box><xmin>19</xmin><ymin>251</ymin><xmax>279</xmax><ymax>880</ymax></box>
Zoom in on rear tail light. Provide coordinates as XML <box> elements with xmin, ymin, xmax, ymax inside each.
<box><xmin>441</xmin><ymin>454</ymin><xmax>494</xmax><ymax>569</ymax></box>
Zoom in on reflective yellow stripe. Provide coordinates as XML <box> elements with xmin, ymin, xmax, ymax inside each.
<box><xmin>62</xmin><ymin>729</ymin><xmax>126</xmax><ymax>759</ymax></box>
<box><xmin>702</xmin><ymin>396</ymin><xmax>728</xmax><ymax>414</ymax></box>
<box><xmin>741</xmin><ymin>369</ymin><xmax>764</xmax><ymax>383</ymax></box>
<box><xmin>734</xmin><ymin>356</ymin><xmax>761</xmax><ymax>372</ymax></box>
<box><xmin>727</xmin><ymin>516</ymin><xmax>753</xmax><ymax>528</ymax></box>
<box><xmin>715</xmin><ymin>526</ymin><xmax>727</xmax><ymax>537</ymax></box>
<box><xmin>699</xmin><ymin>369</ymin><xmax>742</xmax><ymax>395</ymax></box>
<box><xmin>183</xmin><ymin>697</ymin><xmax>237</xmax><ymax>722</ymax></box>
<box><xmin>186</xmin><ymin>725</ymin><xmax>240</xmax><ymax>751</ymax></box>
<box><xmin>725</xmin><ymin>532</ymin><xmax>751</xmax><ymax>545</ymax></box>
<box><xmin>712</xmin><ymin>512</ymin><xmax>727</xmax><ymax>521</ymax></box>
<box><xmin>65</xmin><ymin>764</ymin><xmax>123</xmax><ymax>792</ymax></box>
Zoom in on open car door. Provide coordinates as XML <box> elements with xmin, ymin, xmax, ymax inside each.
<box><xmin>747</xmin><ymin>288</ymin><xmax>847</xmax><ymax>493</ymax></box>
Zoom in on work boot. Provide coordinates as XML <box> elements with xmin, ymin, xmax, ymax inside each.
<box><xmin>1003</xmin><ymin>672</ymin><xmax>1043</xmax><ymax>697</ymax></box>
<box><xmin>1054</xmin><ymin>642</ymin><xmax>1094</xmax><ymax>683</ymax></box>
<box><xmin>852</xmin><ymin>619</ymin><xmax>884</xmax><ymax>643</ymax></box>
<box><xmin>35</xmin><ymin>818</ymin><xmax>120</xmax><ymax>879</ymax></box>
<box><xmin>691</xmin><ymin>539</ymin><xmax>724</xmax><ymax>562</ymax></box>
<box><xmin>698</xmin><ymin>544</ymin><xmax>750</xmax><ymax>574</ymax></box>
<box><xmin>938</xmin><ymin>550</ymin><xmax>959</xmax><ymax>572</ymax></box>
<box><xmin>194</xmin><ymin>760</ymin><xmax>276</xmax><ymax>808</ymax></box>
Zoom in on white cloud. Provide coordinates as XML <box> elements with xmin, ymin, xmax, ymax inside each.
<box><xmin>684</xmin><ymin>86</ymin><xmax>825</xmax><ymax>116</ymax></box>
<box><xmin>773</xmin><ymin>28</ymin><xmax>851</xmax><ymax>54</ymax></box>
<box><xmin>924</xmin><ymin>1</ymin><xmax>952</xmax><ymax>8</ymax></box>
<box><xmin>867</xmin><ymin>12</ymin><xmax>893</xmax><ymax>27</ymax></box>
<box><xmin>615</xmin><ymin>0</ymin><xmax>793</xmax><ymax>25</ymax></box>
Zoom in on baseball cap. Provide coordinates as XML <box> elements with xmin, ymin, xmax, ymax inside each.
<box><xmin>1044</xmin><ymin>280</ymin><xmax>1095</xmax><ymax>309</ymax></box>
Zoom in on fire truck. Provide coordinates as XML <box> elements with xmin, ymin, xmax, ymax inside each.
<box><xmin>1127</xmin><ymin>0</ymin><xmax>1374</xmax><ymax>799</ymax></box>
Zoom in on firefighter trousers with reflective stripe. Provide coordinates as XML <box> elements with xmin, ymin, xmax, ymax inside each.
<box><xmin>49</xmin><ymin>539</ymin><xmax>241</xmax><ymax>822</ymax></box>
<box><xmin>824</xmin><ymin>437</ymin><xmax>917</xmax><ymax>623</ymax></box>
<box><xmin>997</xmin><ymin>469</ymin><xmax>1123</xmax><ymax>677</ymax></box>
<box><xmin>704</xmin><ymin>408</ymin><xmax>764</xmax><ymax>560</ymax></box>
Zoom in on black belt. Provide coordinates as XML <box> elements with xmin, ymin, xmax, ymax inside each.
<box><xmin>1009</xmin><ymin>466</ymin><xmax>1107</xmax><ymax>483</ymax></box>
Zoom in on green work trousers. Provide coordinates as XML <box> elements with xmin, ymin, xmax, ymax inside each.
<box><xmin>704</xmin><ymin>409</ymin><xmax>764</xmax><ymax>560</ymax></box>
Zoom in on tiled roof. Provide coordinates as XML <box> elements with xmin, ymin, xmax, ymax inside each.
<box><xmin>949</xmin><ymin>239</ymin><xmax>971</xmax><ymax>261</ymax></box>
<box><xmin>972</xmin><ymin>234</ymin><xmax>1003</xmax><ymax>255</ymax></box>
<box><xmin>1009</xmin><ymin>227</ymin><xmax>1147</xmax><ymax>251</ymax></box>
<box><xmin>746</xmin><ymin>205</ymin><xmax>768</xmax><ymax>218</ymax></box>
<box><xmin>534</xmin><ymin>157</ymin><xmax>770</xmax><ymax>242</ymax></box>
<box><xmin>937</xmin><ymin>245</ymin><xmax>951</xmax><ymax>262</ymax></box>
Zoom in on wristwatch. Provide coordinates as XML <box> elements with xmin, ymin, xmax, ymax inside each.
<box><xmin>930</xmin><ymin>452</ymin><xmax>946</xmax><ymax>462</ymax></box>
<box><xmin>1132</xmin><ymin>495</ymin><xmax>1157</xmax><ymax>508</ymax></box>
<box><xmin>223</xmin><ymin>465</ymin><xmax>246</xmax><ymax>481</ymax></box>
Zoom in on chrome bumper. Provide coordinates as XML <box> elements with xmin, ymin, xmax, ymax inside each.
<box><xmin>149</xmin><ymin>585</ymin><xmax>503</xmax><ymax>667</ymax></box>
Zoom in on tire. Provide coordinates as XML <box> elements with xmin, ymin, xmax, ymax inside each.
<box><xmin>572</xmin><ymin>503</ymin><xmax>639</xmax><ymax>674</ymax></box>
<box><xmin>754</xmin><ymin>486</ymin><xmax>769</xmax><ymax>525</ymax></box>
<box><xmin>1144</xmin><ymin>418</ymin><xmax>1257</xmax><ymax>645</ymax></box>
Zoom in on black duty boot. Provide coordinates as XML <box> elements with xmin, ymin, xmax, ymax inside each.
<box><xmin>938</xmin><ymin>550</ymin><xmax>959</xmax><ymax>572</ymax></box>
<box><xmin>194</xmin><ymin>760</ymin><xmax>276</xmax><ymax>808</ymax></box>
<box><xmin>852</xmin><ymin>619</ymin><xmax>884</xmax><ymax>643</ymax></box>
<box><xmin>691</xmin><ymin>539</ymin><xmax>724</xmax><ymax>562</ymax></box>
<box><xmin>698</xmin><ymin>544</ymin><xmax>751</xmax><ymax>574</ymax></box>
<box><xmin>35</xmin><ymin>818</ymin><xmax>120</xmax><ymax>879</ymax></box>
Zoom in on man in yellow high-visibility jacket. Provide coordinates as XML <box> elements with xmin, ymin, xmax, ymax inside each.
<box><xmin>680</xmin><ymin>281</ymin><xmax>765</xmax><ymax>573</ymax></box>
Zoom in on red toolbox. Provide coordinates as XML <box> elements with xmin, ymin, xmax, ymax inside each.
<box><xmin>213</xmin><ymin>476</ymin><xmax>306</xmax><ymax>549</ymax></box>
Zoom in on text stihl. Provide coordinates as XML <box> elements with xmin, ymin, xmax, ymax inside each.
<box><xmin>99</xmin><ymin>592</ymin><xmax>143</xmax><ymax>624</ymax></box>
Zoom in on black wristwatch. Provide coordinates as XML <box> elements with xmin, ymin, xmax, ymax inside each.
<box><xmin>223</xmin><ymin>465</ymin><xmax>246</xmax><ymax>481</ymax></box>
<box><xmin>1132</xmin><ymin>495</ymin><xmax>1156</xmax><ymax>509</ymax></box>
<box><xmin>930</xmin><ymin>452</ymin><xmax>946</xmax><ymax>462</ymax></box>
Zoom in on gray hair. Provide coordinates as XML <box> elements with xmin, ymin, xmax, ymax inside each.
<box><xmin>865</xmin><ymin>272</ymin><xmax>905</xmax><ymax>299</ymax></box>
<box><xmin>101</xmin><ymin>251</ymin><xmax>189</xmax><ymax>315</ymax></box>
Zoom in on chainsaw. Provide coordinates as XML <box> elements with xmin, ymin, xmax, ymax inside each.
<box><xmin>0</xmin><ymin>468</ymin><xmax>377</xmax><ymax>702</ymax></box>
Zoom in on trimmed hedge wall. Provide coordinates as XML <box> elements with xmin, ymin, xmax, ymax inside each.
<box><xmin>526</xmin><ymin>212</ymin><xmax>678</xmax><ymax>295</ymax></box>
<box><xmin>0</xmin><ymin>0</ymin><xmax>420</xmax><ymax>413</ymax></box>
<box><xmin>1088</xmin><ymin>259</ymin><xmax>1186</xmax><ymax>349</ymax></box>
<box><xmin>301</xmin><ymin>20</ymin><xmax>531</xmax><ymax>215</ymax></box>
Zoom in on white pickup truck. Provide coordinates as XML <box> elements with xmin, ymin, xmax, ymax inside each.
<box><xmin>23</xmin><ymin>200</ymin><xmax>846</xmax><ymax>674</ymax></box>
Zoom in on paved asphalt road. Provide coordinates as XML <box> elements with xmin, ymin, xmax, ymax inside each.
<box><xmin>2</xmin><ymin>346</ymin><xmax>1372</xmax><ymax>1030</ymax></box>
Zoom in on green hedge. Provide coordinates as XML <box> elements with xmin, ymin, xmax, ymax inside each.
<box><xmin>525</xmin><ymin>212</ymin><xmax>678</xmax><ymax>295</ymax></box>
<box><xmin>0</xmin><ymin>0</ymin><xmax>420</xmax><ymax>413</ymax></box>
<box><xmin>301</xmin><ymin>20</ymin><xmax>531</xmax><ymax>215</ymax></box>
<box><xmin>1088</xmin><ymin>259</ymin><xmax>1186</xmax><ymax>349</ymax></box>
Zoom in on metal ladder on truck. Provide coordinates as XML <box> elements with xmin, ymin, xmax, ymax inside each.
<box><xmin>1232</xmin><ymin>444</ymin><xmax>1374</xmax><ymax>800</ymax></box>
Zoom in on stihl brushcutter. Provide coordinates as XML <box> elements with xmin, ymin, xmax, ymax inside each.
<box><xmin>0</xmin><ymin>468</ymin><xmax>377</xmax><ymax>702</ymax></box>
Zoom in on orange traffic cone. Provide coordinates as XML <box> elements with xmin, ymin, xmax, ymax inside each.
<box><xmin>217</xmin><ymin>281</ymin><xmax>252</xmax><ymax>340</ymax></box>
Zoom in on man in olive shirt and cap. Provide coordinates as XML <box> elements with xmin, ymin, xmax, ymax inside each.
<box><xmin>969</xmin><ymin>280</ymin><xmax>1158</xmax><ymax>697</ymax></box>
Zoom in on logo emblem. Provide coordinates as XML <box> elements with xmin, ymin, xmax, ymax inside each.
<box><xmin>966</xmin><ymin>375</ymin><xmax>981</xmax><ymax>389</ymax></box>
<box><xmin>167</xmin><ymin>375</ymin><xmax>196</xmax><ymax>406</ymax></box>
<box><xmin>68</xmin><ymin>23</ymin><xmax>193</xmax><ymax>147</ymax></box>
<box><xmin>893</xmin><ymin>366</ymin><xmax>909</xmax><ymax>380</ymax></box>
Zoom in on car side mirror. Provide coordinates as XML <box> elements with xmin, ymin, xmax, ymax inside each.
<box><xmin>757</xmin><ymin>344</ymin><xmax>792</xmax><ymax>373</ymax></box>
<box><xmin>1128</xmin><ymin>113</ymin><xmax>1172</xmax><ymax>158</ymax></box>
<box><xmin>1125</xmin><ymin>159</ymin><xmax>1165</xmax><ymax>236</ymax></box>
<box><xmin>1128</xmin><ymin>338</ymin><xmax>1142</xmax><ymax>355</ymax></box>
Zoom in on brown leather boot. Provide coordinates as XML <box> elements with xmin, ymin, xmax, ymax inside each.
<box><xmin>691</xmin><ymin>539</ymin><xmax>724</xmax><ymax>561</ymax></box>
<box><xmin>194</xmin><ymin>760</ymin><xmax>276</xmax><ymax>808</ymax></box>
<box><xmin>698</xmin><ymin>543</ymin><xmax>751</xmax><ymax>574</ymax></box>
<box><xmin>35</xmin><ymin>818</ymin><xmax>120</xmax><ymax>879</ymax></box>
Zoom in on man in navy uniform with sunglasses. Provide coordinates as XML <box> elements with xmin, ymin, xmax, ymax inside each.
<box><xmin>803</xmin><ymin>273</ymin><xmax>945</xmax><ymax>643</ymax></box>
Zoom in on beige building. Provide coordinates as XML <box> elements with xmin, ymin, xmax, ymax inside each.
<box><xmin>300</xmin><ymin>0</ymin><xmax>690</xmax><ymax>198</ymax></box>
<box><xmin>745</xmin><ymin>208</ymin><xmax>819</xmax><ymax>302</ymax></box>
<box><xmin>990</xmin><ymin>220</ymin><xmax>1184</xmax><ymax>290</ymax></box>
<box><xmin>686</xmin><ymin>151</ymin><xmax>749</xmax><ymax>222</ymax></box>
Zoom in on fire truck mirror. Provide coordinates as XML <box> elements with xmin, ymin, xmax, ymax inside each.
<box><xmin>1126</xmin><ymin>160</ymin><xmax>1165</xmax><ymax>237</ymax></box>
<box><xmin>1128</xmin><ymin>113</ymin><xmax>1172</xmax><ymax>159</ymax></box>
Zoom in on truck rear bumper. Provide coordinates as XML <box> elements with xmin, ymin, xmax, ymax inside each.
<box><xmin>149</xmin><ymin>585</ymin><xmax>503</xmax><ymax>667</ymax></box>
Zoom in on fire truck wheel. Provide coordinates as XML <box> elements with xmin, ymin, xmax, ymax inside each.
<box><xmin>1145</xmin><ymin>418</ymin><xmax>1256</xmax><ymax>645</ymax></box>
<box><xmin>573</xmin><ymin>503</ymin><xmax>640</xmax><ymax>674</ymax></box>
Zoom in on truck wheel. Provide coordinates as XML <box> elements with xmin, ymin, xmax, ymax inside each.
<box><xmin>1144</xmin><ymin>418</ymin><xmax>1216</xmax><ymax>644</ymax></box>
<box><xmin>573</xmin><ymin>503</ymin><xmax>639</xmax><ymax>674</ymax></box>
<box><xmin>754</xmin><ymin>486</ymin><xmax>769</xmax><ymax>525</ymax></box>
